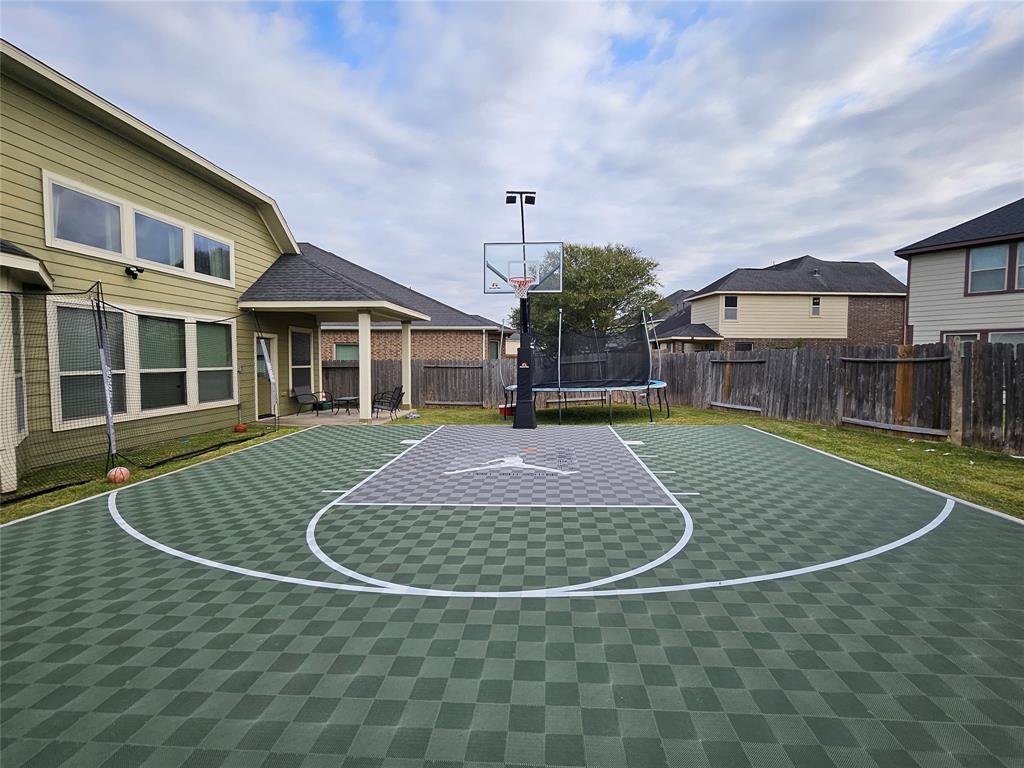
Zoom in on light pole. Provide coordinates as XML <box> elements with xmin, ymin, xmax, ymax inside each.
<box><xmin>506</xmin><ymin>190</ymin><xmax>537</xmax><ymax>429</ymax></box>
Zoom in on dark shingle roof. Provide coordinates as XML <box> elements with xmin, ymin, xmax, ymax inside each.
<box><xmin>690</xmin><ymin>255</ymin><xmax>905</xmax><ymax>299</ymax></box>
<box><xmin>239</xmin><ymin>251</ymin><xmax>398</xmax><ymax>303</ymax></box>
<box><xmin>299</xmin><ymin>243</ymin><xmax>498</xmax><ymax>329</ymax></box>
<box><xmin>1</xmin><ymin>239</ymin><xmax>35</xmax><ymax>258</ymax></box>
<box><xmin>895</xmin><ymin>198</ymin><xmax>1024</xmax><ymax>257</ymax></box>
<box><xmin>655</xmin><ymin>304</ymin><xmax>720</xmax><ymax>339</ymax></box>
<box><xmin>663</xmin><ymin>288</ymin><xmax>695</xmax><ymax>312</ymax></box>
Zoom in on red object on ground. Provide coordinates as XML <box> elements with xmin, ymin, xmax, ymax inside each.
<box><xmin>498</xmin><ymin>405</ymin><xmax>513</xmax><ymax>417</ymax></box>
<box><xmin>234</xmin><ymin>423</ymin><xmax>248</xmax><ymax>433</ymax></box>
<box><xmin>106</xmin><ymin>466</ymin><xmax>131</xmax><ymax>484</ymax></box>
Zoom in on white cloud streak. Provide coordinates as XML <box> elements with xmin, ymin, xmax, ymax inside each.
<box><xmin>3</xmin><ymin>1</ymin><xmax>1022</xmax><ymax>319</ymax></box>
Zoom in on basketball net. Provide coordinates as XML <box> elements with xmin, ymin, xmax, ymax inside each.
<box><xmin>509</xmin><ymin>275</ymin><xmax>536</xmax><ymax>300</ymax></box>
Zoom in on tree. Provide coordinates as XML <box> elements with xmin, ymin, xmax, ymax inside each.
<box><xmin>512</xmin><ymin>243</ymin><xmax>668</xmax><ymax>338</ymax></box>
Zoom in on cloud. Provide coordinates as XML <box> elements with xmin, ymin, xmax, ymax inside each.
<box><xmin>2</xmin><ymin>0</ymin><xmax>1021</xmax><ymax>318</ymax></box>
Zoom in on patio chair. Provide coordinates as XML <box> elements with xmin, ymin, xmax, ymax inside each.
<box><xmin>372</xmin><ymin>386</ymin><xmax>404</xmax><ymax>420</ymax></box>
<box><xmin>294</xmin><ymin>384</ymin><xmax>332</xmax><ymax>416</ymax></box>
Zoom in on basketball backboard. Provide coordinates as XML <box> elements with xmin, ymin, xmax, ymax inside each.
<box><xmin>484</xmin><ymin>242</ymin><xmax>564</xmax><ymax>294</ymax></box>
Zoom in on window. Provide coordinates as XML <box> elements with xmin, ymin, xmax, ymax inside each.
<box><xmin>51</xmin><ymin>183</ymin><xmax>122</xmax><ymax>253</ymax></box>
<box><xmin>194</xmin><ymin>233</ymin><xmax>231</xmax><ymax>280</ymax></box>
<box><xmin>488</xmin><ymin>341</ymin><xmax>500</xmax><ymax>359</ymax></box>
<box><xmin>56</xmin><ymin>306</ymin><xmax>127</xmax><ymax>421</ymax></box>
<box><xmin>943</xmin><ymin>332</ymin><xmax>979</xmax><ymax>356</ymax></box>
<box><xmin>135</xmin><ymin>212</ymin><xmax>184</xmax><ymax>268</ymax></box>
<box><xmin>968</xmin><ymin>244</ymin><xmax>1008</xmax><ymax>293</ymax></box>
<box><xmin>724</xmin><ymin>295</ymin><xmax>738</xmax><ymax>320</ymax></box>
<box><xmin>335</xmin><ymin>343</ymin><xmax>359</xmax><ymax>361</ymax></box>
<box><xmin>990</xmin><ymin>332</ymin><xmax>1024</xmax><ymax>346</ymax></box>
<box><xmin>138</xmin><ymin>316</ymin><xmax>187</xmax><ymax>410</ymax></box>
<box><xmin>290</xmin><ymin>329</ymin><xmax>312</xmax><ymax>392</ymax></box>
<box><xmin>197</xmin><ymin>322</ymin><xmax>234</xmax><ymax>403</ymax></box>
<box><xmin>44</xmin><ymin>172</ymin><xmax>234</xmax><ymax>286</ymax></box>
<box><xmin>734</xmin><ymin>342</ymin><xmax>754</xmax><ymax>351</ymax></box>
<box><xmin>11</xmin><ymin>296</ymin><xmax>27</xmax><ymax>439</ymax></box>
<box><xmin>810</xmin><ymin>296</ymin><xmax>821</xmax><ymax>316</ymax></box>
<box><xmin>1017</xmin><ymin>243</ymin><xmax>1023</xmax><ymax>290</ymax></box>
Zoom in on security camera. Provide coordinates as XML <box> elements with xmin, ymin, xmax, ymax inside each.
<box><xmin>125</xmin><ymin>265</ymin><xmax>145</xmax><ymax>280</ymax></box>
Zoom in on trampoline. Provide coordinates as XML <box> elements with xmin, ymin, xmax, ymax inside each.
<box><xmin>501</xmin><ymin>313</ymin><xmax>670</xmax><ymax>423</ymax></box>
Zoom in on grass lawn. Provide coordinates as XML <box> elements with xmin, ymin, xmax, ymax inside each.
<box><xmin>1</xmin><ymin>426</ymin><xmax>305</xmax><ymax>525</ymax></box>
<box><xmin>406</xmin><ymin>404</ymin><xmax>1024</xmax><ymax>518</ymax></box>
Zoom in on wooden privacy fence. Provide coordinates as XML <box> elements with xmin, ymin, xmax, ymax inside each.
<box><xmin>322</xmin><ymin>342</ymin><xmax>1022</xmax><ymax>452</ymax></box>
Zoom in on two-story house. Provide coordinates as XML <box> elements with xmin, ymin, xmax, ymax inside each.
<box><xmin>678</xmin><ymin>255</ymin><xmax>906</xmax><ymax>352</ymax></box>
<box><xmin>0</xmin><ymin>40</ymin><xmax>426</xmax><ymax>494</ymax></box>
<box><xmin>895</xmin><ymin>197</ymin><xmax>1024</xmax><ymax>347</ymax></box>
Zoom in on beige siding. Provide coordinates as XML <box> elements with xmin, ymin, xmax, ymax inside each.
<box><xmin>688</xmin><ymin>296</ymin><xmax>720</xmax><ymax>331</ymax></box>
<box><xmin>712</xmin><ymin>294</ymin><xmax>849</xmax><ymax>338</ymax></box>
<box><xmin>0</xmin><ymin>73</ymin><xmax>316</xmax><ymax>478</ymax></box>
<box><xmin>907</xmin><ymin>249</ymin><xmax>1024</xmax><ymax>343</ymax></box>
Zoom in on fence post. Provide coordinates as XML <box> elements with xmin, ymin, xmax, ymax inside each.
<box><xmin>894</xmin><ymin>344</ymin><xmax>913</xmax><ymax>426</ymax></box>
<box><xmin>947</xmin><ymin>340</ymin><xmax>963</xmax><ymax>446</ymax></box>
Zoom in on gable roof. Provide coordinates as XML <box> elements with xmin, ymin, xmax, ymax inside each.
<box><xmin>653</xmin><ymin>303</ymin><xmax>720</xmax><ymax>340</ymax></box>
<box><xmin>301</xmin><ymin>243</ymin><xmax>498</xmax><ymax>329</ymax></box>
<box><xmin>895</xmin><ymin>198</ymin><xmax>1024</xmax><ymax>258</ymax></box>
<box><xmin>663</xmin><ymin>288</ymin><xmax>695</xmax><ymax>312</ymax></box>
<box><xmin>0</xmin><ymin>39</ymin><xmax>298</xmax><ymax>254</ymax></box>
<box><xmin>689</xmin><ymin>255</ymin><xmax>905</xmax><ymax>300</ymax></box>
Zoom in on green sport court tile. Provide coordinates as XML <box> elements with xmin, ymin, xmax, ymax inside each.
<box><xmin>1</xmin><ymin>423</ymin><xmax>1022</xmax><ymax>768</ymax></box>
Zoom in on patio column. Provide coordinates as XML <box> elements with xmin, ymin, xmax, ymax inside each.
<box><xmin>358</xmin><ymin>310</ymin><xmax>372</xmax><ymax>422</ymax></box>
<box><xmin>401</xmin><ymin>321</ymin><xmax>412</xmax><ymax>409</ymax></box>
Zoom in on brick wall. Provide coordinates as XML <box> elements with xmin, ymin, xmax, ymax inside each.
<box><xmin>846</xmin><ymin>296</ymin><xmax>906</xmax><ymax>345</ymax></box>
<box><xmin>321</xmin><ymin>329</ymin><xmax>487</xmax><ymax>361</ymax></box>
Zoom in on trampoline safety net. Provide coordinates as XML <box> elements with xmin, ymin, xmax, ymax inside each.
<box><xmin>531</xmin><ymin>319</ymin><xmax>652</xmax><ymax>389</ymax></box>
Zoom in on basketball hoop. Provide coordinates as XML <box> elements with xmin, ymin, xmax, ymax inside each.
<box><xmin>509</xmin><ymin>275</ymin><xmax>536</xmax><ymax>299</ymax></box>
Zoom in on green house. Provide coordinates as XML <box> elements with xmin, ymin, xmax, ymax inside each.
<box><xmin>0</xmin><ymin>40</ymin><xmax>427</xmax><ymax>495</ymax></box>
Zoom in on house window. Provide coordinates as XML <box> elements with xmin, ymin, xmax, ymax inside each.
<box><xmin>198</xmin><ymin>322</ymin><xmax>234</xmax><ymax>402</ymax></box>
<box><xmin>810</xmin><ymin>296</ymin><xmax>821</xmax><ymax>316</ymax></box>
<box><xmin>194</xmin><ymin>233</ymin><xmax>231</xmax><ymax>281</ymax></box>
<box><xmin>334</xmin><ymin>343</ymin><xmax>359</xmax><ymax>361</ymax></box>
<box><xmin>990</xmin><ymin>332</ymin><xmax>1024</xmax><ymax>346</ymax></box>
<box><xmin>135</xmin><ymin>212</ymin><xmax>184</xmax><ymax>268</ymax></box>
<box><xmin>724</xmin><ymin>295</ymin><xmax>738</xmax><ymax>320</ymax></box>
<box><xmin>1017</xmin><ymin>243</ymin><xmax>1023</xmax><ymax>290</ymax></box>
<box><xmin>488</xmin><ymin>340</ymin><xmax>500</xmax><ymax>359</ymax></box>
<box><xmin>942</xmin><ymin>332</ymin><xmax>979</xmax><ymax>356</ymax></box>
<box><xmin>44</xmin><ymin>172</ymin><xmax>234</xmax><ymax>286</ymax></box>
<box><xmin>967</xmin><ymin>244</ymin><xmax>1008</xmax><ymax>293</ymax></box>
<box><xmin>51</xmin><ymin>182</ymin><xmax>122</xmax><ymax>254</ymax></box>
<box><xmin>734</xmin><ymin>342</ymin><xmax>754</xmax><ymax>351</ymax></box>
<box><xmin>11</xmin><ymin>295</ymin><xmax>27</xmax><ymax>439</ymax></box>
<box><xmin>290</xmin><ymin>329</ymin><xmax>312</xmax><ymax>392</ymax></box>
<box><xmin>56</xmin><ymin>306</ymin><xmax>128</xmax><ymax>421</ymax></box>
<box><xmin>138</xmin><ymin>316</ymin><xmax>187</xmax><ymax>410</ymax></box>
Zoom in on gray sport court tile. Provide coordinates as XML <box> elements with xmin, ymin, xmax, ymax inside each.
<box><xmin>340</xmin><ymin>425</ymin><xmax>673</xmax><ymax>507</ymax></box>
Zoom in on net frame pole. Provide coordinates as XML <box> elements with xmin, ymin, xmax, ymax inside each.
<box><xmin>92</xmin><ymin>282</ymin><xmax>119</xmax><ymax>469</ymax></box>
<box><xmin>251</xmin><ymin>310</ymin><xmax>279</xmax><ymax>427</ymax></box>
<box><xmin>556</xmin><ymin>307</ymin><xmax>563</xmax><ymax>425</ymax></box>
<box><xmin>642</xmin><ymin>310</ymin><xmax>655</xmax><ymax>423</ymax></box>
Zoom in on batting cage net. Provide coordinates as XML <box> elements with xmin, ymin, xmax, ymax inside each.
<box><xmin>1</xmin><ymin>283</ymin><xmax>276</xmax><ymax>503</ymax></box>
<box><xmin>531</xmin><ymin>316</ymin><xmax>652</xmax><ymax>389</ymax></box>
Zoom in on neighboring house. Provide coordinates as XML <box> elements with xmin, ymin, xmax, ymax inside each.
<box><xmin>307</xmin><ymin>243</ymin><xmax>507</xmax><ymax>361</ymax></box>
<box><xmin>651</xmin><ymin>290</ymin><xmax>722</xmax><ymax>352</ymax></box>
<box><xmin>683</xmin><ymin>255</ymin><xmax>907</xmax><ymax>352</ymax></box>
<box><xmin>0</xmin><ymin>41</ymin><xmax>425</xmax><ymax>491</ymax></box>
<box><xmin>895</xmin><ymin>197</ymin><xmax>1024</xmax><ymax>348</ymax></box>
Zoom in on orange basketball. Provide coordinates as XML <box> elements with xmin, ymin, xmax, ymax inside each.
<box><xmin>106</xmin><ymin>466</ymin><xmax>131</xmax><ymax>484</ymax></box>
<box><xmin>234</xmin><ymin>423</ymin><xmax>248</xmax><ymax>433</ymax></box>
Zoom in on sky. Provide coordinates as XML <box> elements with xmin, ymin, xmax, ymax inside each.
<box><xmin>3</xmin><ymin>1</ymin><xmax>1022</xmax><ymax>322</ymax></box>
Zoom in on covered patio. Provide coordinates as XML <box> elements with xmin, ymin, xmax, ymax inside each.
<box><xmin>239</xmin><ymin>252</ymin><xmax>429</xmax><ymax>422</ymax></box>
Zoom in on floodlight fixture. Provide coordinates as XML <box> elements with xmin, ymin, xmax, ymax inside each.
<box><xmin>524</xmin><ymin>194</ymin><xmax>536</xmax><ymax>205</ymax></box>
<box><xmin>505</xmin><ymin>194</ymin><xmax>516</xmax><ymax>204</ymax></box>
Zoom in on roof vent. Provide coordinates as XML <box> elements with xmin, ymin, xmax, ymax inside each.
<box><xmin>812</xmin><ymin>268</ymin><xmax>821</xmax><ymax>276</ymax></box>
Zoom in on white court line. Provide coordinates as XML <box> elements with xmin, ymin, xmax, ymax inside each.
<box><xmin>743</xmin><ymin>425</ymin><xmax>1023</xmax><ymax>527</ymax></box>
<box><xmin>674</xmin><ymin>492</ymin><xmax>700</xmax><ymax>496</ymax></box>
<box><xmin>330</xmin><ymin>502</ymin><xmax>678</xmax><ymax>509</ymax></box>
<box><xmin>623</xmin><ymin>440</ymin><xmax>644</xmax><ymax>446</ymax></box>
<box><xmin>400</xmin><ymin>440</ymin><xmax>421</xmax><ymax>445</ymax></box>
<box><xmin>657</xmin><ymin>471</ymin><xmax>677</xmax><ymax>474</ymax></box>
<box><xmin>1</xmin><ymin>425</ymin><xmax>321</xmax><ymax>529</ymax></box>
<box><xmin>321</xmin><ymin>490</ymin><xmax>349</xmax><ymax>494</ymax></box>
<box><xmin>306</xmin><ymin>425</ymin><xmax>695</xmax><ymax>596</ymax></box>
<box><xmin>328</xmin><ymin>426</ymin><xmax>444</xmax><ymax>503</ymax></box>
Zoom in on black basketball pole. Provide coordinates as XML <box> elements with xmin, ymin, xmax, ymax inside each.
<box><xmin>509</xmin><ymin>190</ymin><xmax>537</xmax><ymax>429</ymax></box>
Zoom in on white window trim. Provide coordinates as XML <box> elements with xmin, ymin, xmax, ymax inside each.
<box><xmin>42</xmin><ymin>170</ymin><xmax>235</xmax><ymax>289</ymax></box>
<box><xmin>723</xmin><ymin>296</ymin><xmax>738</xmax><ymax>321</ymax></box>
<box><xmin>810</xmin><ymin>296</ymin><xmax>821</xmax><ymax>317</ymax></box>
<box><xmin>12</xmin><ymin>295</ymin><xmax>28</xmax><ymax>444</ymax></box>
<box><xmin>967</xmin><ymin>246</ymin><xmax>1008</xmax><ymax>294</ymax></box>
<box><xmin>288</xmin><ymin>326</ymin><xmax>314</xmax><ymax>395</ymax></box>
<box><xmin>47</xmin><ymin>297</ymin><xmax>238</xmax><ymax>432</ymax></box>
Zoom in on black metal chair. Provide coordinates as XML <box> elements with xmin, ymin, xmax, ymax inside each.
<box><xmin>294</xmin><ymin>384</ymin><xmax>332</xmax><ymax>416</ymax></box>
<box><xmin>372</xmin><ymin>386</ymin><xmax>404</xmax><ymax>420</ymax></box>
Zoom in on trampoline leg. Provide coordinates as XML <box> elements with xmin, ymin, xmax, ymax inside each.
<box><xmin>646</xmin><ymin>388</ymin><xmax>654</xmax><ymax>423</ymax></box>
<box><xmin>608</xmin><ymin>390</ymin><xmax>613</xmax><ymax>425</ymax></box>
